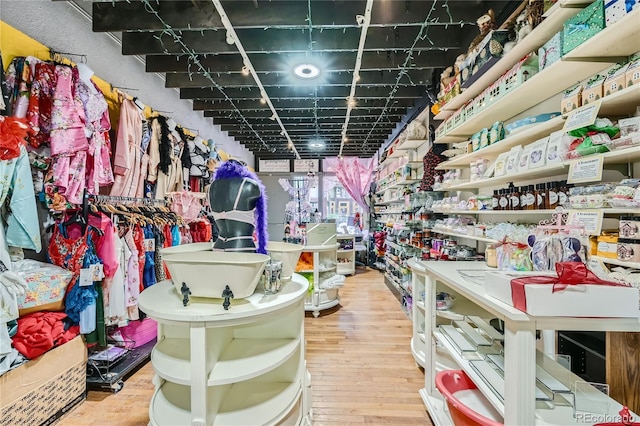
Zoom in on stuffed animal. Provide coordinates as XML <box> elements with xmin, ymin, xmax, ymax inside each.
<box><xmin>468</xmin><ymin>9</ymin><xmax>496</xmax><ymax>54</ymax></box>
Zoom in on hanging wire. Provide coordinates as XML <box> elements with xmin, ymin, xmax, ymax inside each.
<box><xmin>139</xmin><ymin>0</ymin><xmax>272</xmax><ymax>152</ymax></box>
<box><xmin>360</xmin><ymin>0</ymin><xmax>450</xmax><ymax>149</ymax></box>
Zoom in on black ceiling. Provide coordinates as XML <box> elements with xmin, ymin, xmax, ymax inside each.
<box><xmin>89</xmin><ymin>0</ymin><xmax>517</xmax><ymax>160</ymax></box>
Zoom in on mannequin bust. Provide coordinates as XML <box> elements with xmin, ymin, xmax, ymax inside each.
<box><xmin>208</xmin><ymin>160</ymin><xmax>268</xmax><ymax>253</ymax></box>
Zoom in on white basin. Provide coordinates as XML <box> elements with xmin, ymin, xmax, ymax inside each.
<box><xmin>161</xmin><ymin>244</ymin><xmax>270</xmax><ymax>299</ymax></box>
<box><xmin>266</xmin><ymin>241</ymin><xmax>304</xmax><ymax>281</ymax></box>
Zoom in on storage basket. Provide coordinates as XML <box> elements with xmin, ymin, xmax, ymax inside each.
<box><xmin>500</xmin><ymin>55</ymin><xmax>539</xmax><ymax>96</ymax></box>
<box><xmin>435</xmin><ymin>370</ymin><xmax>504</xmax><ymax>426</ymax></box>
<box><xmin>435</xmin><ymin>121</ymin><xmax>448</xmax><ymax>140</ymax></box>
<box><xmin>451</xmin><ymin>108</ymin><xmax>466</xmax><ymax>130</ymax></box>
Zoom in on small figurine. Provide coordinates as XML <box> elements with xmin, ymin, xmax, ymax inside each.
<box><xmin>222</xmin><ymin>285</ymin><xmax>234</xmax><ymax>310</ymax></box>
<box><xmin>180</xmin><ymin>282</ymin><xmax>191</xmax><ymax>307</ymax></box>
<box><xmin>439</xmin><ymin>66</ymin><xmax>455</xmax><ymax>94</ymax></box>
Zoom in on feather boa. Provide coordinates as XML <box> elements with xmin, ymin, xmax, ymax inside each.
<box><xmin>213</xmin><ymin>161</ymin><xmax>268</xmax><ymax>254</ymax></box>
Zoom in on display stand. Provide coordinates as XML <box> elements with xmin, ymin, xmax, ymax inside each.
<box><xmin>409</xmin><ymin>259</ymin><xmax>640</xmax><ymax>425</ymax></box>
<box><xmin>336</xmin><ymin>235</ymin><xmax>356</xmax><ymax>276</ymax></box>
<box><xmin>298</xmin><ymin>244</ymin><xmax>340</xmax><ymax>317</ymax></box>
<box><xmin>138</xmin><ymin>274</ymin><xmax>312</xmax><ymax>426</ymax></box>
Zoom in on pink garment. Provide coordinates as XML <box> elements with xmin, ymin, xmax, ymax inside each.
<box><xmin>52</xmin><ymin>151</ymin><xmax>87</xmax><ymax>205</ymax></box>
<box><xmin>110</xmin><ymin>99</ymin><xmax>144</xmax><ymax>198</ymax></box>
<box><xmin>50</xmin><ymin>65</ymin><xmax>88</xmax><ymax>155</ymax></box>
<box><xmin>76</xmin><ymin>77</ymin><xmax>114</xmax><ymax>193</ymax></box>
<box><xmin>124</xmin><ymin>229</ymin><xmax>140</xmax><ymax>320</ymax></box>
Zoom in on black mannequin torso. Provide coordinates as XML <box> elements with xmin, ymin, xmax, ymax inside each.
<box><xmin>209</xmin><ymin>176</ymin><xmax>261</xmax><ymax>252</ymax></box>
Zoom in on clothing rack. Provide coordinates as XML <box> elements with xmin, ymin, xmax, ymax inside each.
<box><xmin>88</xmin><ymin>194</ymin><xmax>168</xmax><ymax>207</ymax></box>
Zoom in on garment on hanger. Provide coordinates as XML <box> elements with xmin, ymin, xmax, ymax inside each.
<box><xmin>26</xmin><ymin>62</ymin><xmax>56</xmax><ymax>147</ymax></box>
<box><xmin>110</xmin><ymin>98</ymin><xmax>144</xmax><ymax>198</ymax></box>
<box><xmin>76</xmin><ymin>74</ymin><xmax>114</xmax><ymax>193</ymax></box>
<box><xmin>0</xmin><ymin>146</ymin><xmax>41</xmax><ymax>252</ymax></box>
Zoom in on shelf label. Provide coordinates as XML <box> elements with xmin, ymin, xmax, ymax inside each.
<box><xmin>567</xmin><ymin>154</ymin><xmax>604</xmax><ymax>184</ymax></box>
<box><xmin>563</xmin><ymin>100</ymin><xmax>601</xmax><ymax>132</ymax></box>
<box><xmin>567</xmin><ymin>210</ymin><xmax>603</xmax><ymax>235</ymax></box>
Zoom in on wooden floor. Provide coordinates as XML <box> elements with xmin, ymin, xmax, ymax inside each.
<box><xmin>59</xmin><ymin>268</ymin><xmax>432</xmax><ymax>425</ymax></box>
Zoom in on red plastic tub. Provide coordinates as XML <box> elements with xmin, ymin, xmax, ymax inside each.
<box><xmin>435</xmin><ymin>370</ymin><xmax>503</xmax><ymax>426</ymax></box>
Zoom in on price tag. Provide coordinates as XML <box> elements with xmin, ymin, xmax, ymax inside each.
<box><xmin>563</xmin><ymin>100</ymin><xmax>601</xmax><ymax>133</ymax></box>
<box><xmin>567</xmin><ymin>210</ymin><xmax>604</xmax><ymax>235</ymax></box>
<box><xmin>567</xmin><ymin>154</ymin><xmax>604</xmax><ymax>184</ymax></box>
<box><xmin>79</xmin><ymin>268</ymin><xmax>93</xmax><ymax>286</ymax></box>
<box><xmin>144</xmin><ymin>238</ymin><xmax>156</xmax><ymax>252</ymax></box>
<box><xmin>79</xmin><ymin>264</ymin><xmax>104</xmax><ymax>286</ymax></box>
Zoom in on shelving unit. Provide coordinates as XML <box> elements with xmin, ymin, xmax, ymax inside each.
<box><xmin>409</xmin><ymin>259</ymin><xmax>640</xmax><ymax>425</ymax></box>
<box><xmin>336</xmin><ymin>235</ymin><xmax>355</xmax><ymax>276</ymax></box>
<box><xmin>298</xmin><ymin>244</ymin><xmax>341</xmax><ymax>318</ymax></box>
<box><xmin>419</xmin><ymin>3</ymin><xmax>640</xmax><ymax>422</ymax></box>
<box><xmin>138</xmin><ymin>275</ymin><xmax>311</xmax><ymax>426</ymax></box>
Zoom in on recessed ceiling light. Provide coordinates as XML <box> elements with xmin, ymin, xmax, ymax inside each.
<box><xmin>310</xmin><ymin>141</ymin><xmax>324</xmax><ymax>148</ymax></box>
<box><xmin>293</xmin><ymin>63</ymin><xmax>320</xmax><ymax>79</ymax></box>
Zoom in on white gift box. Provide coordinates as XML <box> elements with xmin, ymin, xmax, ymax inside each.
<box><xmin>484</xmin><ymin>270</ymin><xmax>639</xmax><ymax>317</ymax></box>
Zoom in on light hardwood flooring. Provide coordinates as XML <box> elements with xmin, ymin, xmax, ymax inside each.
<box><xmin>58</xmin><ymin>268</ymin><xmax>432</xmax><ymax>425</ymax></box>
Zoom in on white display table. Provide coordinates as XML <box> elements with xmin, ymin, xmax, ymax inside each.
<box><xmin>139</xmin><ymin>274</ymin><xmax>312</xmax><ymax>426</ymax></box>
<box><xmin>409</xmin><ymin>259</ymin><xmax>640</xmax><ymax>425</ymax></box>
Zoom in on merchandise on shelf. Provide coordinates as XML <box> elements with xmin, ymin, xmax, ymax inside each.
<box><xmin>538</xmin><ymin>31</ymin><xmax>563</xmax><ymax>72</ymax></box>
<box><xmin>561</xmin><ymin>0</ymin><xmax>606</xmax><ymax>55</ymax></box>
<box><xmin>561</xmin><ymin>85</ymin><xmax>583</xmax><ymax>114</ymax></box>
<box><xmin>605</xmin><ymin>0</ymin><xmax>640</xmax><ymax>26</ymax></box>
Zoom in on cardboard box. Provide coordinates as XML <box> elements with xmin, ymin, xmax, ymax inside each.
<box><xmin>582</xmin><ymin>74</ymin><xmax>606</xmax><ymax>105</ymax></box>
<box><xmin>561</xmin><ymin>85</ymin><xmax>582</xmax><ymax>115</ymax></box>
<box><xmin>539</xmin><ymin>31</ymin><xmax>563</xmax><ymax>72</ymax></box>
<box><xmin>484</xmin><ymin>271</ymin><xmax>639</xmax><ymax>317</ymax></box>
<box><xmin>627</xmin><ymin>58</ymin><xmax>640</xmax><ymax>86</ymax></box>
<box><xmin>605</xmin><ymin>0</ymin><xmax>640</xmax><ymax>27</ymax></box>
<box><xmin>562</xmin><ymin>0</ymin><xmax>605</xmax><ymax>55</ymax></box>
<box><xmin>305</xmin><ymin>223</ymin><xmax>337</xmax><ymax>246</ymax></box>
<box><xmin>1</xmin><ymin>336</ymin><xmax>87</xmax><ymax>426</ymax></box>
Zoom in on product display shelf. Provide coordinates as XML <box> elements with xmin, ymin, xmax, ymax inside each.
<box><xmin>377</xmin><ymin>196</ymin><xmax>408</xmax><ymax>206</ymax></box>
<box><xmin>138</xmin><ymin>276</ymin><xmax>311</xmax><ymax>426</ymax></box>
<box><xmin>409</xmin><ymin>259</ymin><xmax>640</xmax><ymax>425</ymax></box>
<box><xmin>397</xmin><ymin>139</ymin><xmax>428</xmax><ymax>150</ymax></box>
<box><xmin>435</xmin><ymin>209</ymin><xmax>640</xmax><ymax>216</ymax></box>
<box><xmin>442</xmin><ymin>144</ymin><xmax>640</xmax><ymax>190</ymax></box>
<box><xmin>300</xmin><ymin>244</ymin><xmax>340</xmax><ymax>317</ymax></box>
<box><xmin>436</xmin><ymin>116</ymin><xmax>565</xmax><ymax>167</ymax></box>
<box><xmin>431</xmin><ymin>229</ymin><xmax>498</xmax><ymax>244</ymax></box>
<box><xmin>591</xmin><ymin>256</ymin><xmax>640</xmax><ymax>270</ymax></box>
<box><xmin>336</xmin><ymin>235</ymin><xmax>355</xmax><ymax>276</ymax></box>
<box><xmin>433</xmin><ymin>0</ymin><xmax>589</xmax><ymax>121</ymax></box>
<box><xmin>435</xmin><ymin>10</ymin><xmax>640</xmax><ymax>142</ymax></box>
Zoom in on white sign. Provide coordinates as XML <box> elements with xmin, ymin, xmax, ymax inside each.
<box><xmin>294</xmin><ymin>159</ymin><xmax>319</xmax><ymax>173</ymax></box>
<box><xmin>567</xmin><ymin>154</ymin><xmax>604</xmax><ymax>184</ymax></box>
<box><xmin>259</xmin><ymin>159</ymin><xmax>290</xmax><ymax>172</ymax></box>
<box><xmin>563</xmin><ymin>100</ymin><xmax>601</xmax><ymax>132</ymax></box>
<box><xmin>567</xmin><ymin>210</ymin><xmax>604</xmax><ymax>235</ymax></box>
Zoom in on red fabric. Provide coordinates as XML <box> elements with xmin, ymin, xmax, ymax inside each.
<box><xmin>510</xmin><ymin>262</ymin><xmax>627</xmax><ymax>312</ymax></box>
<box><xmin>48</xmin><ymin>224</ymin><xmax>92</xmax><ymax>293</ymax></box>
<box><xmin>13</xmin><ymin>312</ymin><xmax>80</xmax><ymax>359</ymax></box>
<box><xmin>189</xmin><ymin>219</ymin><xmax>212</xmax><ymax>243</ymax></box>
<box><xmin>163</xmin><ymin>225</ymin><xmax>172</xmax><ymax>279</ymax></box>
<box><xmin>0</xmin><ymin>116</ymin><xmax>29</xmax><ymax>160</ymax></box>
<box><xmin>133</xmin><ymin>225</ymin><xmax>146</xmax><ymax>292</ymax></box>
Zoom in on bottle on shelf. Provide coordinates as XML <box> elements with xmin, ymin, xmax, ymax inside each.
<box><xmin>508</xmin><ymin>183</ymin><xmax>520</xmax><ymax>211</ymax></box>
<box><xmin>498</xmin><ymin>189</ymin><xmax>509</xmax><ymax>211</ymax></box>
<box><xmin>558</xmin><ymin>180</ymin><xmax>569</xmax><ymax>207</ymax></box>
<box><xmin>535</xmin><ymin>183</ymin><xmax>546</xmax><ymax>210</ymax></box>
<box><xmin>492</xmin><ymin>190</ymin><xmax>499</xmax><ymax>211</ymax></box>
<box><xmin>547</xmin><ymin>181</ymin><xmax>559</xmax><ymax>210</ymax></box>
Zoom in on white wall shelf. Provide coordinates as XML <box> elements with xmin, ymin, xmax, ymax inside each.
<box><xmin>435</xmin><ymin>8</ymin><xmax>640</xmax><ymax>142</ymax></box>
<box><xmin>434</xmin><ymin>0</ymin><xmax>590</xmax><ymax>121</ymax></box>
<box><xmin>336</xmin><ymin>235</ymin><xmax>356</xmax><ymax>276</ymax></box>
<box><xmin>591</xmin><ymin>256</ymin><xmax>640</xmax><ymax>270</ymax></box>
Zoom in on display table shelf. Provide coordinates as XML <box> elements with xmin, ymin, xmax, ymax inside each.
<box><xmin>139</xmin><ymin>275</ymin><xmax>311</xmax><ymax>426</ymax></box>
<box><xmin>297</xmin><ymin>244</ymin><xmax>341</xmax><ymax>317</ymax></box>
<box><xmin>409</xmin><ymin>259</ymin><xmax>640</xmax><ymax>425</ymax></box>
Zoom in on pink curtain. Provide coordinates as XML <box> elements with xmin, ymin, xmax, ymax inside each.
<box><xmin>325</xmin><ymin>157</ymin><xmax>374</xmax><ymax>213</ymax></box>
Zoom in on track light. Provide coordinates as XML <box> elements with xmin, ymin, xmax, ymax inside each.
<box><xmin>269</xmin><ymin>114</ymin><xmax>276</xmax><ymax>121</ymax></box>
<box><xmin>241</xmin><ymin>65</ymin><xmax>250</xmax><ymax>76</ymax></box>
<box><xmin>260</xmin><ymin>97</ymin><xmax>267</xmax><ymax>104</ymax></box>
